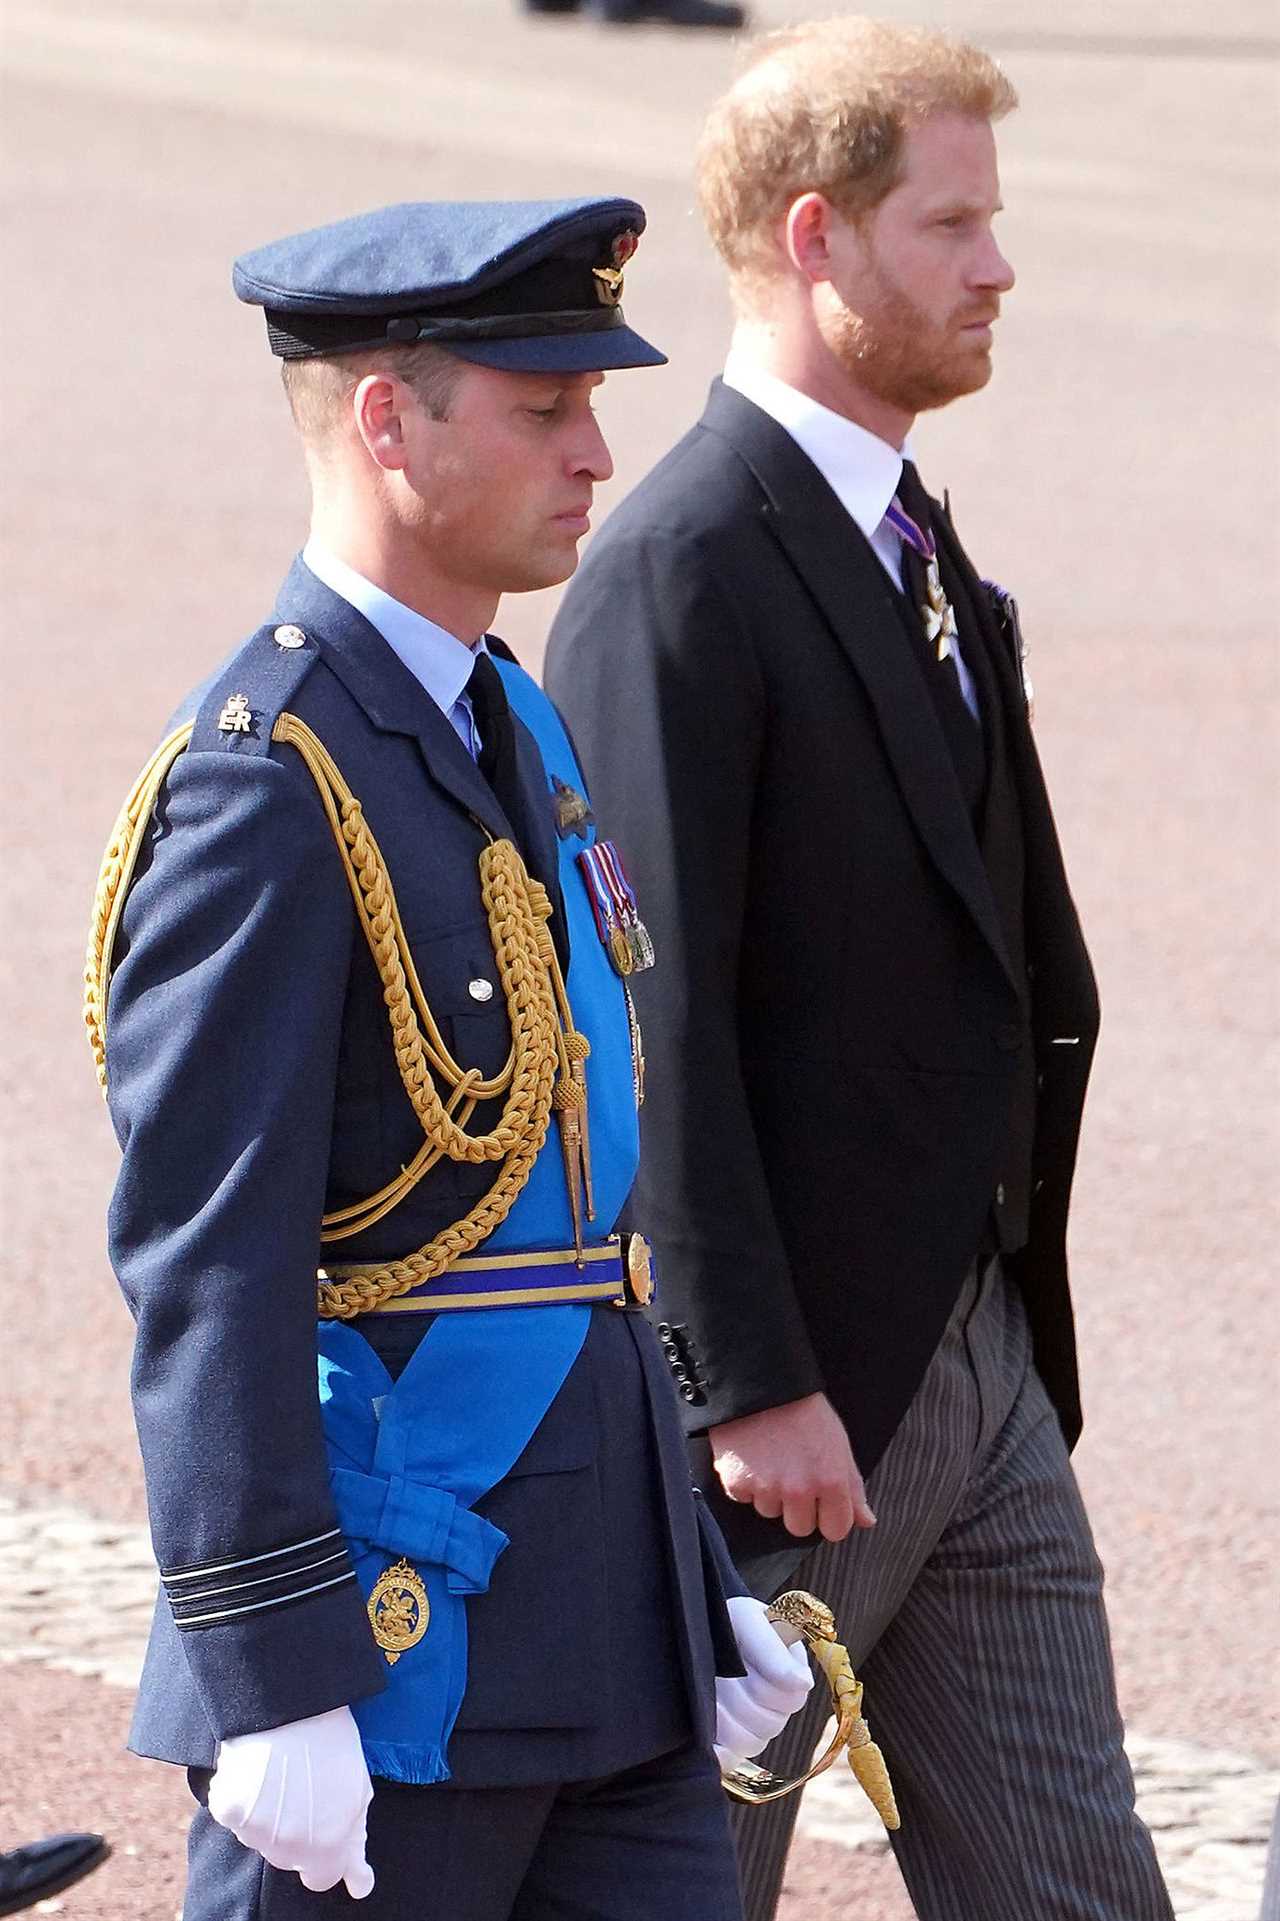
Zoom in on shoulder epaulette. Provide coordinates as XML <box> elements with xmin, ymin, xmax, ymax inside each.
<box><xmin>188</xmin><ymin>620</ymin><xmax>322</xmax><ymax>757</ymax></box>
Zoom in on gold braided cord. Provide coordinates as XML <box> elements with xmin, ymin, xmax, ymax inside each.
<box><xmin>272</xmin><ymin>717</ymin><xmax>516</xmax><ymax>1108</ymax></box>
<box><xmin>316</xmin><ymin>1096</ymin><xmax>475</xmax><ymax>1243</ymax></box>
<box><xmin>85</xmin><ymin>724</ymin><xmax>196</xmax><ymax>1091</ymax></box>
<box><xmin>86</xmin><ymin>711</ymin><xmax>580</xmax><ymax>1319</ymax></box>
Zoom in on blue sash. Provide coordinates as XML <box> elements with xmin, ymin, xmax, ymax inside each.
<box><xmin>487</xmin><ymin>659</ymin><xmax>640</xmax><ymax>1250</ymax></box>
<box><xmin>316</xmin><ymin>664</ymin><xmax>640</xmax><ymax>1783</ymax></box>
<box><xmin>318</xmin><ymin>1304</ymin><xmax>589</xmax><ymax>1782</ymax></box>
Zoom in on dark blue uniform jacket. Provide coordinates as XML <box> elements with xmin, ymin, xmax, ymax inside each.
<box><xmin>105</xmin><ymin>558</ymin><xmax>742</xmax><ymax>1788</ymax></box>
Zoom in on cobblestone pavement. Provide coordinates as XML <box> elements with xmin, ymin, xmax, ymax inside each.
<box><xmin>3</xmin><ymin>1492</ymin><xmax>1274</xmax><ymax>1920</ymax></box>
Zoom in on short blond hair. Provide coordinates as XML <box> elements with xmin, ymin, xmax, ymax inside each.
<box><xmin>281</xmin><ymin>339</ymin><xmax>463</xmax><ymax>448</ymax></box>
<box><xmin>697</xmin><ymin>16</ymin><xmax>1016</xmax><ymax>300</ymax></box>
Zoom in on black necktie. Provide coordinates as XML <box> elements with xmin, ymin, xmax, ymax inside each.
<box><xmin>465</xmin><ymin>653</ymin><xmax>522</xmax><ymax>826</ymax></box>
<box><xmin>466</xmin><ymin>651</ymin><xmax>572</xmax><ymax>976</ymax></box>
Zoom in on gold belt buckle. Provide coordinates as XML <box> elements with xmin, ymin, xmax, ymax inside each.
<box><xmin>721</xmin><ymin>1591</ymin><xmax>900</xmax><ymax>1830</ymax></box>
<box><xmin>613</xmin><ymin>1233</ymin><xmax>654</xmax><ymax>1311</ymax></box>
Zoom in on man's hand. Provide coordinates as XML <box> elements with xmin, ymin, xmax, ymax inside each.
<box><xmin>714</xmin><ymin>1595</ymin><xmax>816</xmax><ymax>1770</ymax></box>
<box><xmin>207</xmin><ymin>1705</ymin><xmax>374</xmax><ymax>1898</ymax></box>
<box><xmin>710</xmin><ymin>1392</ymin><xmax>876</xmax><ymax>1541</ymax></box>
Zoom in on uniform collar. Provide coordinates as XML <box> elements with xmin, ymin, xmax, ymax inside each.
<box><xmin>722</xmin><ymin>349</ymin><xmax>911</xmax><ymax>547</ymax></box>
<box><xmin>302</xmin><ymin>538</ymin><xmax>485</xmax><ymax>718</ymax></box>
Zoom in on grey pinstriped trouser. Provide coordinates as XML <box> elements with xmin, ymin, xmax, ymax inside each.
<box><xmin>729</xmin><ymin>1260</ymin><xmax>1173</xmax><ymax>1920</ymax></box>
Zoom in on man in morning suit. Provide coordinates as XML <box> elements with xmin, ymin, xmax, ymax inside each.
<box><xmin>87</xmin><ymin>198</ymin><xmax>811</xmax><ymax>1920</ymax></box>
<box><xmin>545</xmin><ymin>23</ymin><xmax>1173</xmax><ymax>1920</ymax></box>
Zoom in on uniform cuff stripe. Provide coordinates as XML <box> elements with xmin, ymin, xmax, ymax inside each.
<box><xmin>166</xmin><ymin>1548</ymin><xmax>352</xmax><ymax>1611</ymax></box>
<box><xmin>172</xmin><ymin>1569</ymin><xmax>358</xmax><ymax>1630</ymax></box>
<box><xmin>161</xmin><ymin>1527</ymin><xmax>344</xmax><ymax>1585</ymax></box>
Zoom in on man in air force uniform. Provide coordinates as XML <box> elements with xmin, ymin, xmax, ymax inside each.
<box><xmin>86</xmin><ymin>199</ymin><xmax>811</xmax><ymax>1920</ymax></box>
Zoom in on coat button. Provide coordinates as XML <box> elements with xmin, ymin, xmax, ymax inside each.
<box><xmin>995</xmin><ymin>1182</ymin><xmax>1006</xmax><ymax>1206</ymax></box>
<box><xmin>468</xmin><ymin>979</ymin><xmax>494</xmax><ymax>1003</ymax></box>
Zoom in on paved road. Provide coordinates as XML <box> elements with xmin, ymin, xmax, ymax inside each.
<box><xmin>2</xmin><ymin>2</ymin><xmax>1276</xmax><ymax>1914</ymax></box>
<box><xmin>3</xmin><ymin>1492</ymin><xmax>1277</xmax><ymax>1918</ymax></box>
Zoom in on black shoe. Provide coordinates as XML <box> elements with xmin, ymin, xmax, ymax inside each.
<box><xmin>592</xmin><ymin>0</ymin><xmax>746</xmax><ymax>25</ymax></box>
<box><xmin>0</xmin><ymin>1835</ymin><xmax>110</xmax><ymax>1917</ymax></box>
<box><xmin>523</xmin><ymin>0</ymin><xmax>582</xmax><ymax>12</ymax></box>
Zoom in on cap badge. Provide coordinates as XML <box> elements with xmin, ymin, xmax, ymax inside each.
<box><xmin>592</xmin><ymin>229</ymin><xmax>639</xmax><ymax>307</ymax></box>
<box><xmin>217</xmin><ymin>693</ymin><xmax>253</xmax><ymax>735</ymax></box>
<box><xmin>592</xmin><ymin>264</ymin><xmax>625</xmax><ymax>308</ymax></box>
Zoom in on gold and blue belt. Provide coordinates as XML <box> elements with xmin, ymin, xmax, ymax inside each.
<box><xmin>330</xmin><ymin>1233</ymin><xmax>654</xmax><ymax>1316</ymax></box>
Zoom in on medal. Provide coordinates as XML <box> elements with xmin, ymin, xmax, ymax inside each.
<box><xmin>628</xmin><ymin>919</ymin><xmax>656</xmax><ymax>973</ymax></box>
<box><xmin>922</xmin><ymin>557</ymin><xmax>959</xmax><ymax>664</ymax></box>
<box><xmin>597</xmin><ymin>841</ymin><xmax>655</xmax><ymax>975</ymax></box>
<box><xmin>886</xmin><ymin>479</ymin><xmax>960</xmax><ymax>668</ymax></box>
<box><xmin>578</xmin><ymin>844</ymin><xmax>626</xmax><ymax>972</ymax></box>
<box><xmin>577</xmin><ymin>839</ymin><xmax>655</xmax><ymax>978</ymax></box>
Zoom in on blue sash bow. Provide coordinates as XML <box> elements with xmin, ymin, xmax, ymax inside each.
<box><xmin>318</xmin><ymin>1304</ymin><xmax>589</xmax><ymax>1782</ymax></box>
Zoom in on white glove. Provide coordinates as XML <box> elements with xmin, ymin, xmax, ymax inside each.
<box><xmin>714</xmin><ymin>1594</ymin><xmax>815</xmax><ymax>1770</ymax></box>
<box><xmin>207</xmin><ymin>1704</ymin><xmax>375</xmax><ymax>1898</ymax></box>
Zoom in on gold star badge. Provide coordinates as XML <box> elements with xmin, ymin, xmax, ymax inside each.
<box><xmin>921</xmin><ymin>559</ymin><xmax>959</xmax><ymax>664</ymax></box>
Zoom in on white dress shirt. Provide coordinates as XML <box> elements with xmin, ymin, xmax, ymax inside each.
<box><xmin>721</xmin><ymin>351</ymin><xmax>978</xmax><ymax>716</ymax></box>
<box><xmin>303</xmin><ymin>538</ymin><xmax>487</xmax><ymax>757</ymax></box>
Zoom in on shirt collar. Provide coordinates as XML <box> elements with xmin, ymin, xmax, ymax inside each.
<box><xmin>302</xmin><ymin>538</ymin><xmax>483</xmax><ymax>717</ymax></box>
<box><xmin>722</xmin><ymin>349</ymin><xmax>911</xmax><ymax>546</ymax></box>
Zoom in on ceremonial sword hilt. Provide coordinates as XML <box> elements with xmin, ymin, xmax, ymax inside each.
<box><xmin>720</xmin><ymin>1590</ymin><xmax>900</xmax><ymax>1829</ymax></box>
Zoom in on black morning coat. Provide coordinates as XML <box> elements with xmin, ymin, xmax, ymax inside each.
<box><xmin>545</xmin><ymin>381</ymin><xmax>1101</xmax><ymax>1556</ymax></box>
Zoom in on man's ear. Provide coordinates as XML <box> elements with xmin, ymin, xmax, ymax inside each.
<box><xmin>783</xmin><ymin>193</ymin><xmax>842</xmax><ymax>283</ymax></box>
<box><xmin>352</xmin><ymin>373</ymin><xmax>414</xmax><ymax>472</ymax></box>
